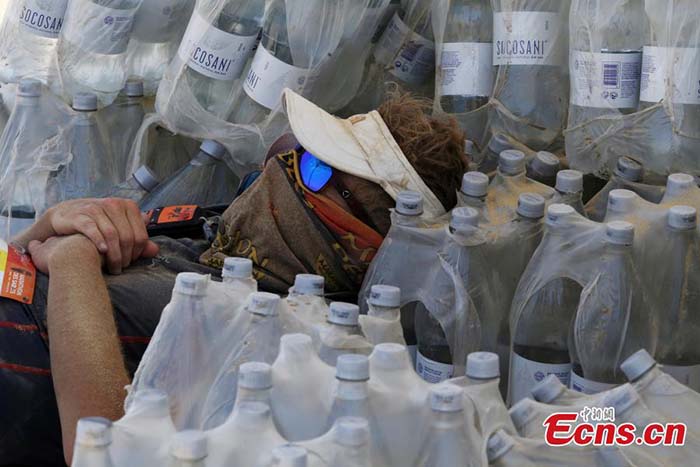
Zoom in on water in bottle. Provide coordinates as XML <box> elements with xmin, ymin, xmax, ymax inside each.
<box><xmin>46</xmin><ymin>92</ymin><xmax>117</xmax><ymax>204</ymax></box>
<box><xmin>439</xmin><ymin>0</ymin><xmax>493</xmax><ymax>114</ymax></box>
<box><xmin>71</xmin><ymin>417</ymin><xmax>114</xmax><ymax>467</ymax></box>
<box><xmin>553</xmin><ymin>170</ymin><xmax>585</xmax><ymax>214</ymax></box>
<box><xmin>526</xmin><ymin>152</ymin><xmax>560</xmax><ymax>187</ymax></box>
<box><xmin>177</xmin><ymin>0</ymin><xmax>263</xmax><ymax>119</ymax></box>
<box><xmin>222</xmin><ymin>257</ymin><xmax>258</xmax><ymax>295</ymax></box>
<box><xmin>168</xmin><ymin>431</ymin><xmax>207</xmax><ymax>467</ymax></box>
<box><xmin>139</xmin><ymin>139</ymin><xmax>240</xmax><ymax>210</ymax></box>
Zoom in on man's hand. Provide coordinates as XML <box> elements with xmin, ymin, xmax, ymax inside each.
<box><xmin>27</xmin><ymin>235</ymin><xmax>102</xmax><ymax>275</ymax></box>
<box><xmin>14</xmin><ymin>198</ymin><xmax>159</xmax><ymax>274</ymax></box>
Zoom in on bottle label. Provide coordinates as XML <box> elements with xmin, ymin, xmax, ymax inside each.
<box><xmin>640</xmin><ymin>46</ymin><xmax>700</xmax><ymax>105</ymax></box>
<box><xmin>19</xmin><ymin>0</ymin><xmax>68</xmax><ymax>38</ymax></box>
<box><xmin>243</xmin><ymin>45</ymin><xmax>312</xmax><ymax>110</ymax></box>
<box><xmin>177</xmin><ymin>11</ymin><xmax>258</xmax><ymax>81</ymax></box>
<box><xmin>661</xmin><ymin>364</ymin><xmax>700</xmax><ymax>391</ymax></box>
<box><xmin>416</xmin><ymin>351</ymin><xmax>454</xmax><ymax>384</ymax></box>
<box><xmin>509</xmin><ymin>351</ymin><xmax>571</xmax><ymax>404</ymax></box>
<box><xmin>571</xmin><ymin>50</ymin><xmax>642</xmax><ymax>109</ymax></box>
<box><xmin>373</xmin><ymin>13</ymin><xmax>436</xmax><ymax>86</ymax></box>
<box><xmin>570</xmin><ymin>372</ymin><xmax>617</xmax><ymax>395</ymax></box>
<box><xmin>440</xmin><ymin>42</ymin><xmax>493</xmax><ymax>98</ymax></box>
<box><xmin>131</xmin><ymin>0</ymin><xmax>192</xmax><ymax>44</ymax></box>
<box><xmin>493</xmin><ymin>12</ymin><xmax>562</xmax><ymax>66</ymax></box>
<box><xmin>62</xmin><ymin>0</ymin><xmax>139</xmax><ymax>55</ymax></box>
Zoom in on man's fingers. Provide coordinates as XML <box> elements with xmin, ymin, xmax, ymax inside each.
<box><xmin>143</xmin><ymin>240</ymin><xmax>160</xmax><ymax>259</ymax></box>
<box><xmin>102</xmin><ymin>200</ymin><xmax>135</xmax><ymax>270</ymax></box>
<box><xmin>125</xmin><ymin>202</ymin><xmax>149</xmax><ymax>261</ymax></box>
<box><xmin>74</xmin><ymin>215</ymin><xmax>109</xmax><ymax>254</ymax></box>
<box><xmin>27</xmin><ymin>240</ymin><xmax>41</xmax><ymax>256</ymax></box>
<box><xmin>90</xmin><ymin>208</ymin><xmax>123</xmax><ymax>275</ymax></box>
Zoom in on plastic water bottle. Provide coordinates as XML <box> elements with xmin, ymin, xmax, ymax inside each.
<box><xmin>318</xmin><ymin>302</ymin><xmax>365</xmax><ymax>366</ymax></box>
<box><xmin>112</xmin><ymin>389</ymin><xmax>176</xmax><ymax>466</ymax></box>
<box><xmin>286</xmin><ymin>273</ymin><xmax>328</xmax><ymax>326</ymax></box>
<box><xmin>139</xmin><ymin>139</ymin><xmax>239</xmax><ymax>210</ymax></box>
<box><xmin>57</xmin><ymin>0</ymin><xmax>143</xmax><ymax>104</ymax></box>
<box><xmin>457</xmin><ymin>172</ymin><xmax>489</xmax><ymax>215</ymax></box>
<box><xmin>478</xmin><ymin>133</ymin><xmax>513</xmax><ymax>173</ymax></box>
<box><xmin>326</xmin><ymin>355</ymin><xmax>371</xmax><ymax>427</ymax></box>
<box><xmin>291</xmin><ymin>274</ymin><xmax>325</xmax><ymax>297</ymax></box>
<box><xmin>530</xmin><ymin>373</ymin><xmax>588</xmax><ymax>405</ymax></box>
<box><xmin>526</xmin><ymin>152</ymin><xmax>560</xmax><ymax>187</ymax></box>
<box><xmin>168</xmin><ymin>431</ymin><xmax>208</xmax><ymax>467</ymax></box>
<box><xmin>269</xmin><ymin>445</ymin><xmax>308</xmax><ymax>467</ymax></box>
<box><xmin>509</xmin><ymin>205</ymin><xmax>581</xmax><ymax>404</ymax></box>
<box><xmin>415</xmin><ymin>207</ymin><xmax>479</xmax><ymax>383</ymax></box>
<box><xmin>129</xmin><ymin>125</ymin><xmax>199</xmax><ymax>182</ymax></box>
<box><xmin>661</xmin><ymin>173</ymin><xmax>698</xmax><ymax>204</ymax></box>
<box><xmin>108</xmin><ymin>165</ymin><xmax>159</xmax><ymax>201</ymax></box>
<box><xmin>569</xmin><ymin>0</ymin><xmax>646</xmax><ymax>118</ymax></box>
<box><xmin>100</xmin><ymin>78</ymin><xmax>146</xmax><ymax>181</ymax></box>
<box><xmin>222</xmin><ymin>257</ymin><xmax>258</xmax><ymax>294</ymax></box>
<box><xmin>46</xmin><ymin>92</ymin><xmax>116</xmax><ymax>204</ymax></box>
<box><xmin>330</xmin><ymin>417</ymin><xmax>371</xmax><ymax>467</ymax></box>
<box><xmin>553</xmin><ymin>170</ymin><xmax>585</xmax><ymax>214</ymax></box>
<box><xmin>127</xmin><ymin>0</ymin><xmax>195</xmax><ymax>94</ymax></box>
<box><xmin>585</xmin><ymin>157</ymin><xmax>651</xmax><ymax>222</ymax></box>
<box><xmin>71</xmin><ymin>417</ymin><xmax>114</xmax><ymax>467</ymax></box>
<box><xmin>493</xmin><ymin>150</ymin><xmax>556</xmax><ymax>200</ymax></box>
<box><xmin>177</xmin><ymin>0</ymin><xmax>263</xmax><ymax>118</ymax></box>
<box><xmin>367</xmin><ymin>285</ymin><xmax>401</xmax><ymax>322</ymax></box>
<box><xmin>418</xmin><ymin>385</ymin><xmax>480</xmax><ymax>467</ymax></box>
<box><xmin>235</xmin><ymin>361</ymin><xmax>273</xmax><ymax>407</ymax></box>
<box><xmin>1</xmin><ymin>0</ymin><xmax>69</xmax><ymax>83</ymax></box>
<box><xmin>439</xmin><ymin>0</ymin><xmax>493</xmax><ymax>114</ymax></box>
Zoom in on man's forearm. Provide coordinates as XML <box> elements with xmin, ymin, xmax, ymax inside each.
<box><xmin>46</xmin><ymin>238</ymin><xmax>129</xmax><ymax>463</ymax></box>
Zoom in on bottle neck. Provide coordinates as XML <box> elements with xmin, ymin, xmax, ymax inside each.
<box><xmin>169</xmin><ymin>459</ymin><xmax>205</xmax><ymax>467</ymax></box>
<box><xmin>465</xmin><ymin>376</ymin><xmax>498</xmax><ymax>386</ymax></box>
<box><xmin>336</xmin><ymin>380</ymin><xmax>368</xmax><ymax>401</ymax></box>
<box><xmin>228</xmin><ymin>407</ymin><xmax>271</xmax><ymax>429</ymax></box>
<box><xmin>431</xmin><ymin>411</ymin><xmax>465</xmax><ymax>430</ymax></box>
<box><xmin>368</xmin><ymin>304</ymin><xmax>400</xmax><ymax>320</ymax></box>
<box><xmin>72</xmin><ymin>445</ymin><xmax>113</xmax><ymax>467</ymax></box>
<box><xmin>235</xmin><ymin>387</ymin><xmax>271</xmax><ymax>405</ymax></box>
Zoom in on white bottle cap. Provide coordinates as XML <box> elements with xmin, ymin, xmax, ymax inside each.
<box><xmin>18</xmin><ymin>78</ymin><xmax>41</xmax><ymax>97</ymax></box>
<box><xmin>371</xmin><ymin>343</ymin><xmax>408</xmax><ymax>370</ymax></box>
<box><xmin>328</xmin><ymin>302</ymin><xmax>360</xmax><ymax>326</ymax></box>
<box><xmin>460</xmin><ymin>172</ymin><xmax>489</xmax><ymax>197</ymax></box>
<box><xmin>75</xmin><ymin>417</ymin><xmax>112</xmax><ymax>447</ymax></box>
<box><xmin>170</xmin><ymin>431</ymin><xmax>207</xmax><ymax>461</ymax></box>
<box><xmin>223</xmin><ymin>257</ymin><xmax>254</xmax><ymax>280</ymax></box>
<box><xmin>72</xmin><ymin>92</ymin><xmax>98</xmax><ymax>111</ymax></box>
<box><xmin>368</xmin><ymin>285</ymin><xmax>401</xmax><ymax>308</ymax></box>
<box><xmin>545</xmin><ymin>204</ymin><xmax>576</xmax><ymax>227</ymax></box>
<box><xmin>133</xmin><ymin>165</ymin><xmax>159</xmax><ymax>192</ymax></box>
<box><xmin>200</xmin><ymin>140</ymin><xmax>227</xmax><ymax>160</ymax></box>
<box><xmin>607</xmin><ymin>189</ymin><xmax>637</xmax><ymax>214</ymax></box>
<box><xmin>601</xmin><ymin>386</ymin><xmax>640</xmax><ymax>415</ymax></box>
<box><xmin>509</xmin><ymin>399</ymin><xmax>536</xmax><ymax>431</ymax></box>
<box><xmin>620</xmin><ymin>349</ymin><xmax>657</xmax><ymax>382</ymax></box>
<box><xmin>489</xmin><ymin>134</ymin><xmax>512</xmax><ymax>154</ymax></box>
<box><xmin>396</xmin><ymin>191</ymin><xmax>424</xmax><ymax>216</ymax></box>
<box><xmin>450</xmin><ymin>207</ymin><xmax>480</xmax><ymax>232</ymax></box>
<box><xmin>517</xmin><ymin>193</ymin><xmax>546</xmax><ymax>219</ymax></box>
<box><xmin>174</xmin><ymin>272</ymin><xmax>209</xmax><ymax>296</ymax></box>
<box><xmin>530</xmin><ymin>374</ymin><xmax>567</xmax><ymax>403</ymax></box>
<box><xmin>272</xmin><ymin>445</ymin><xmax>308</xmax><ymax>467</ymax></box>
<box><xmin>280</xmin><ymin>333</ymin><xmax>314</xmax><ymax>356</ymax></box>
<box><xmin>605</xmin><ymin>221</ymin><xmax>635</xmax><ymax>246</ymax></box>
<box><xmin>247</xmin><ymin>292</ymin><xmax>280</xmax><ymax>316</ymax></box>
<box><xmin>124</xmin><ymin>78</ymin><xmax>145</xmax><ymax>97</ymax></box>
<box><xmin>556</xmin><ymin>170</ymin><xmax>584</xmax><ymax>194</ymax></box>
<box><xmin>132</xmin><ymin>388</ymin><xmax>169</xmax><ymax>413</ymax></box>
<box><xmin>466</xmin><ymin>352</ymin><xmax>500</xmax><ymax>380</ymax></box>
<box><xmin>499</xmin><ymin>150</ymin><xmax>526</xmax><ymax>176</ymax></box>
<box><xmin>487</xmin><ymin>430</ymin><xmax>516</xmax><ymax>462</ymax></box>
<box><xmin>666</xmin><ymin>173</ymin><xmax>695</xmax><ymax>198</ymax></box>
<box><xmin>430</xmin><ymin>384</ymin><xmax>463</xmax><ymax>412</ymax></box>
<box><xmin>614</xmin><ymin>157</ymin><xmax>643</xmax><ymax>182</ymax></box>
<box><xmin>334</xmin><ymin>417</ymin><xmax>370</xmax><ymax>447</ymax></box>
<box><xmin>668</xmin><ymin>205</ymin><xmax>697</xmax><ymax>231</ymax></box>
<box><xmin>532</xmin><ymin>151</ymin><xmax>560</xmax><ymax>177</ymax></box>
<box><xmin>293</xmin><ymin>274</ymin><xmax>325</xmax><ymax>296</ymax></box>
<box><xmin>336</xmin><ymin>354</ymin><xmax>370</xmax><ymax>381</ymax></box>
<box><xmin>239</xmin><ymin>362</ymin><xmax>273</xmax><ymax>390</ymax></box>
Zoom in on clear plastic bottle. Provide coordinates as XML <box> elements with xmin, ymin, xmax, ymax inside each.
<box><xmin>415</xmin><ymin>207</ymin><xmax>480</xmax><ymax>383</ymax></box>
<box><xmin>492</xmin><ymin>150</ymin><xmax>556</xmax><ymax>199</ymax></box>
<box><xmin>530</xmin><ymin>373</ymin><xmax>589</xmax><ymax>405</ymax></box>
<box><xmin>112</xmin><ymin>389</ymin><xmax>176</xmax><ymax>466</ymax></box>
<box><xmin>222</xmin><ymin>257</ymin><xmax>258</xmax><ymax>295</ymax></box>
<box><xmin>326</xmin><ymin>354</ymin><xmax>371</xmax><ymax>428</ymax></box>
<box><xmin>457</xmin><ymin>172</ymin><xmax>489</xmax><ymax>217</ymax></box>
<box><xmin>478</xmin><ymin>133</ymin><xmax>513</xmax><ymax>174</ymax></box>
<box><xmin>660</xmin><ymin>173</ymin><xmax>699</xmax><ymax>205</ymax></box>
<box><xmin>439</xmin><ymin>0</ymin><xmax>493</xmax><ymax>114</ymax></box>
<box><xmin>57</xmin><ymin>0</ymin><xmax>142</xmax><ymax>104</ymax></box>
<box><xmin>177</xmin><ymin>0</ymin><xmax>264</xmax><ymax>118</ymax></box>
<box><xmin>139</xmin><ymin>139</ymin><xmax>240</xmax><ymax>210</ymax></box>
<box><xmin>553</xmin><ymin>170</ymin><xmax>585</xmax><ymax>215</ymax></box>
<box><xmin>318</xmin><ymin>302</ymin><xmax>366</xmax><ymax>366</ymax></box>
<box><xmin>46</xmin><ymin>92</ymin><xmax>117</xmax><ymax>204</ymax></box>
<box><xmin>418</xmin><ymin>385</ymin><xmax>480</xmax><ymax>467</ymax></box>
<box><xmin>569</xmin><ymin>0</ymin><xmax>646</xmax><ymax>119</ymax></box>
<box><xmin>128</xmin><ymin>125</ymin><xmax>200</xmax><ymax>182</ymax></box>
<box><xmin>329</xmin><ymin>417</ymin><xmax>372</xmax><ymax>467</ymax></box>
<box><xmin>286</xmin><ymin>273</ymin><xmax>328</xmax><ymax>326</ymax></box>
<box><xmin>100</xmin><ymin>78</ymin><xmax>146</xmax><ymax>181</ymax></box>
<box><xmin>235</xmin><ymin>361</ymin><xmax>273</xmax><ymax>407</ymax></box>
<box><xmin>526</xmin><ymin>152</ymin><xmax>560</xmax><ymax>187</ymax></box>
<box><xmin>367</xmin><ymin>285</ymin><xmax>401</xmax><ymax>322</ymax></box>
<box><xmin>509</xmin><ymin>204</ymin><xmax>582</xmax><ymax>404</ymax></box>
<box><xmin>1</xmin><ymin>0</ymin><xmax>69</xmax><ymax>83</ymax></box>
<box><xmin>168</xmin><ymin>431</ymin><xmax>208</xmax><ymax>467</ymax></box>
<box><xmin>108</xmin><ymin>165</ymin><xmax>159</xmax><ymax>202</ymax></box>
<box><xmin>269</xmin><ymin>445</ymin><xmax>308</xmax><ymax>467</ymax></box>
<box><xmin>71</xmin><ymin>417</ymin><xmax>114</xmax><ymax>467</ymax></box>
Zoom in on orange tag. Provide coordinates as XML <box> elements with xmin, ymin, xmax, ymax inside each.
<box><xmin>0</xmin><ymin>240</ymin><xmax>36</xmax><ymax>304</ymax></box>
<box><xmin>156</xmin><ymin>205</ymin><xmax>198</xmax><ymax>224</ymax></box>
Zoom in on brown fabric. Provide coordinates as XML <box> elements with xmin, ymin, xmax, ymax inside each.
<box><xmin>200</xmin><ymin>150</ymin><xmax>384</xmax><ymax>298</ymax></box>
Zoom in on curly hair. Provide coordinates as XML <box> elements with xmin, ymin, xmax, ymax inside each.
<box><xmin>377</xmin><ymin>90</ymin><xmax>467</xmax><ymax>211</ymax></box>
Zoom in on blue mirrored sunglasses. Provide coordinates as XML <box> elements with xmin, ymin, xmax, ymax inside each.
<box><xmin>300</xmin><ymin>150</ymin><xmax>333</xmax><ymax>193</ymax></box>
